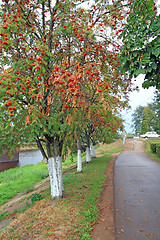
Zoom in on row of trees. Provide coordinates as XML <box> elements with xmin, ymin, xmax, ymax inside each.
<box><xmin>0</xmin><ymin>0</ymin><xmax>159</xmax><ymax>199</ymax></box>
<box><xmin>0</xmin><ymin>0</ymin><xmax>134</xmax><ymax>198</ymax></box>
<box><xmin>131</xmin><ymin>90</ymin><xmax>160</xmax><ymax>135</ymax></box>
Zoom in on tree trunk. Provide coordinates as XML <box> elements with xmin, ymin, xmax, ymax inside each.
<box><xmin>59</xmin><ymin>156</ymin><xmax>64</xmax><ymax>192</ymax></box>
<box><xmin>77</xmin><ymin>149</ymin><xmax>82</xmax><ymax>172</ymax></box>
<box><xmin>47</xmin><ymin>156</ymin><xmax>63</xmax><ymax>198</ymax></box>
<box><xmin>76</xmin><ymin>128</ymin><xmax>82</xmax><ymax>172</ymax></box>
<box><xmin>92</xmin><ymin>145</ymin><xmax>96</xmax><ymax>158</ymax></box>
<box><xmin>86</xmin><ymin>133</ymin><xmax>91</xmax><ymax>163</ymax></box>
<box><xmin>86</xmin><ymin>147</ymin><xmax>91</xmax><ymax>162</ymax></box>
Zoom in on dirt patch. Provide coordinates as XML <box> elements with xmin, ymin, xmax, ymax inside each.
<box><xmin>133</xmin><ymin>139</ymin><xmax>145</xmax><ymax>151</ymax></box>
<box><xmin>124</xmin><ymin>138</ymin><xmax>145</xmax><ymax>152</ymax></box>
<box><xmin>91</xmin><ymin>153</ymin><xmax>118</xmax><ymax>240</ymax></box>
<box><xmin>0</xmin><ymin>177</ymin><xmax>50</xmax><ymax>232</ymax></box>
<box><xmin>0</xmin><ymin>164</ymin><xmax>79</xmax><ymax>232</ymax></box>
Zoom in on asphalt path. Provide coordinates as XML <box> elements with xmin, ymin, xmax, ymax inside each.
<box><xmin>114</xmin><ymin>150</ymin><xmax>160</xmax><ymax>240</ymax></box>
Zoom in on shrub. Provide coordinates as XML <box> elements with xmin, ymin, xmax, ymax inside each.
<box><xmin>150</xmin><ymin>143</ymin><xmax>157</xmax><ymax>153</ymax></box>
<box><xmin>156</xmin><ymin>144</ymin><xmax>160</xmax><ymax>156</ymax></box>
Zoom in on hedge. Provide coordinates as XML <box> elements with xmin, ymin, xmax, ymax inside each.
<box><xmin>150</xmin><ymin>142</ymin><xmax>160</xmax><ymax>156</ymax></box>
<box><xmin>156</xmin><ymin>144</ymin><xmax>160</xmax><ymax>156</ymax></box>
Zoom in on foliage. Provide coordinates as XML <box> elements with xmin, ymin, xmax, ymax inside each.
<box><xmin>119</xmin><ymin>0</ymin><xmax>160</xmax><ymax>89</ymax></box>
<box><xmin>131</xmin><ymin>104</ymin><xmax>156</xmax><ymax>135</ymax></box>
<box><xmin>152</xmin><ymin>90</ymin><xmax>160</xmax><ymax>134</ymax></box>
<box><xmin>156</xmin><ymin>144</ymin><xmax>160</xmax><ymax>156</ymax></box>
<box><xmin>145</xmin><ymin>138</ymin><xmax>160</xmax><ymax>161</ymax></box>
<box><xmin>0</xmin><ymin>0</ymin><xmax>133</xmax><ymax>157</ymax></box>
<box><xmin>0</xmin><ymin>0</ymin><xmax>134</xmax><ymax>198</ymax></box>
<box><xmin>141</xmin><ymin>105</ymin><xmax>156</xmax><ymax>134</ymax></box>
<box><xmin>150</xmin><ymin>142</ymin><xmax>160</xmax><ymax>156</ymax></box>
<box><xmin>28</xmin><ymin>192</ymin><xmax>44</xmax><ymax>205</ymax></box>
<box><xmin>150</xmin><ymin>142</ymin><xmax>157</xmax><ymax>153</ymax></box>
<box><xmin>131</xmin><ymin>106</ymin><xmax>144</xmax><ymax>135</ymax></box>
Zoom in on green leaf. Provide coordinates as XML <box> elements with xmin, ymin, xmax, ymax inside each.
<box><xmin>152</xmin><ymin>63</ymin><xmax>157</xmax><ymax>70</ymax></box>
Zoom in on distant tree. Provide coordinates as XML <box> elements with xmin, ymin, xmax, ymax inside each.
<box><xmin>132</xmin><ymin>104</ymin><xmax>156</xmax><ymax>135</ymax></box>
<box><xmin>141</xmin><ymin>105</ymin><xmax>156</xmax><ymax>134</ymax></box>
<box><xmin>152</xmin><ymin>90</ymin><xmax>160</xmax><ymax>134</ymax></box>
<box><xmin>131</xmin><ymin>106</ymin><xmax>144</xmax><ymax>135</ymax></box>
<box><xmin>119</xmin><ymin>0</ymin><xmax>160</xmax><ymax>89</ymax></box>
<box><xmin>141</xmin><ymin>105</ymin><xmax>156</xmax><ymax>133</ymax></box>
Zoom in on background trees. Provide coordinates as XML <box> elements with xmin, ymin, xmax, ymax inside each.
<box><xmin>0</xmin><ymin>0</ymin><xmax>133</xmax><ymax>198</ymax></box>
<box><xmin>119</xmin><ymin>0</ymin><xmax>160</xmax><ymax>89</ymax></box>
<box><xmin>131</xmin><ymin>106</ymin><xmax>144</xmax><ymax>135</ymax></box>
<box><xmin>141</xmin><ymin>105</ymin><xmax>156</xmax><ymax>134</ymax></box>
<box><xmin>152</xmin><ymin>90</ymin><xmax>160</xmax><ymax>134</ymax></box>
<box><xmin>131</xmin><ymin>90</ymin><xmax>160</xmax><ymax>135</ymax></box>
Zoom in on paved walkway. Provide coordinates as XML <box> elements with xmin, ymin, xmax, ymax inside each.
<box><xmin>114</xmin><ymin>150</ymin><xmax>160</xmax><ymax>239</ymax></box>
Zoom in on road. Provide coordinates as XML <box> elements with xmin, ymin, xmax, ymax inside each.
<box><xmin>114</xmin><ymin>141</ymin><xmax>160</xmax><ymax>240</ymax></box>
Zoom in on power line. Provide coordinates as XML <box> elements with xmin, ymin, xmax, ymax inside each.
<box><xmin>122</xmin><ymin>93</ymin><xmax>155</xmax><ymax>117</ymax></box>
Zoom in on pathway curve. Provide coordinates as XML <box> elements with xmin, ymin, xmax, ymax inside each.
<box><xmin>114</xmin><ymin>140</ymin><xmax>160</xmax><ymax>239</ymax></box>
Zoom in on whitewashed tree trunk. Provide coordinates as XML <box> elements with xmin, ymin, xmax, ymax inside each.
<box><xmin>77</xmin><ymin>149</ymin><xmax>82</xmax><ymax>172</ymax></box>
<box><xmin>59</xmin><ymin>156</ymin><xmax>63</xmax><ymax>192</ymax></box>
<box><xmin>92</xmin><ymin>145</ymin><xmax>96</xmax><ymax>158</ymax></box>
<box><xmin>86</xmin><ymin>147</ymin><xmax>91</xmax><ymax>163</ymax></box>
<box><xmin>47</xmin><ymin>156</ymin><xmax>63</xmax><ymax>199</ymax></box>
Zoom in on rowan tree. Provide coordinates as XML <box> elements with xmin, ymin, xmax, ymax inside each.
<box><xmin>0</xmin><ymin>0</ymin><xmax>133</xmax><ymax>198</ymax></box>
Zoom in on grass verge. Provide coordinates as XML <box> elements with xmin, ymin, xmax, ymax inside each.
<box><xmin>0</xmin><ymin>156</ymin><xmax>111</xmax><ymax>240</ymax></box>
<box><xmin>0</xmin><ymin>140</ymin><xmax>123</xmax><ymax>207</ymax></box>
<box><xmin>96</xmin><ymin>139</ymin><xmax>123</xmax><ymax>156</ymax></box>
<box><xmin>0</xmin><ymin>163</ymin><xmax>49</xmax><ymax>206</ymax></box>
<box><xmin>145</xmin><ymin>138</ymin><xmax>160</xmax><ymax>162</ymax></box>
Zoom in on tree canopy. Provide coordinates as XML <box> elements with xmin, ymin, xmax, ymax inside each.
<box><xmin>119</xmin><ymin>0</ymin><xmax>160</xmax><ymax>89</ymax></box>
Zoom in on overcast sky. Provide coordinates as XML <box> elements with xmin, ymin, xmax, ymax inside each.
<box><xmin>122</xmin><ymin>75</ymin><xmax>156</xmax><ymax>133</ymax></box>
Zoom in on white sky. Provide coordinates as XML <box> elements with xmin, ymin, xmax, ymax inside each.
<box><xmin>122</xmin><ymin>75</ymin><xmax>156</xmax><ymax>133</ymax></box>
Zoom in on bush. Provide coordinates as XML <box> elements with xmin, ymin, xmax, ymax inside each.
<box><xmin>150</xmin><ymin>143</ymin><xmax>157</xmax><ymax>153</ymax></box>
<box><xmin>150</xmin><ymin>142</ymin><xmax>160</xmax><ymax>157</ymax></box>
<box><xmin>156</xmin><ymin>144</ymin><xmax>160</xmax><ymax>156</ymax></box>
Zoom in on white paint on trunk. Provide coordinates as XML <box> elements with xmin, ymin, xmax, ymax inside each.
<box><xmin>59</xmin><ymin>156</ymin><xmax>63</xmax><ymax>192</ymax></box>
<box><xmin>92</xmin><ymin>145</ymin><xmax>96</xmax><ymax>157</ymax></box>
<box><xmin>77</xmin><ymin>149</ymin><xmax>82</xmax><ymax>172</ymax></box>
<box><xmin>47</xmin><ymin>156</ymin><xmax>63</xmax><ymax>198</ymax></box>
<box><xmin>86</xmin><ymin>147</ymin><xmax>91</xmax><ymax>162</ymax></box>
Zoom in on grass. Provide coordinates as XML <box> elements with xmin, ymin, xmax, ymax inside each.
<box><xmin>63</xmin><ymin>151</ymin><xmax>86</xmax><ymax>168</ymax></box>
<box><xmin>0</xmin><ymin>155</ymin><xmax>111</xmax><ymax>240</ymax></box>
<box><xmin>0</xmin><ymin>163</ymin><xmax>49</xmax><ymax>206</ymax></box>
<box><xmin>145</xmin><ymin>138</ymin><xmax>160</xmax><ymax>162</ymax></box>
<box><xmin>0</xmin><ymin>140</ymin><xmax>123</xmax><ymax>207</ymax></box>
<box><xmin>96</xmin><ymin>139</ymin><xmax>123</xmax><ymax>156</ymax></box>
